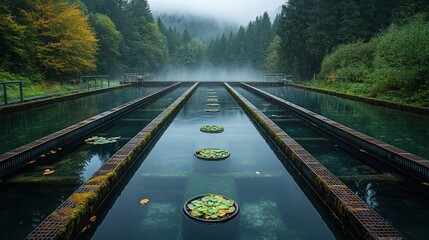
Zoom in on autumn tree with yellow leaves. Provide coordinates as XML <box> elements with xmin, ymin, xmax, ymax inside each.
<box><xmin>24</xmin><ymin>0</ymin><xmax>98</xmax><ymax>77</ymax></box>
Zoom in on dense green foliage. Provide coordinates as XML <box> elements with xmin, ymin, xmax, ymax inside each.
<box><xmin>155</xmin><ymin>13</ymin><xmax>237</xmax><ymax>43</ymax></box>
<box><xmin>0</xmin><ymin>0</ymin><xmax>167</xmax><ymax>81</ymax></box>
<box><xmin>207</xmin><ymin>12</ymin><xmax>276</xmax><ymax>71</ymax></box>
<box><xmin>276</xmin><ymin>0</ymin><xmax>429</xmax><ymax>80</ymax></box>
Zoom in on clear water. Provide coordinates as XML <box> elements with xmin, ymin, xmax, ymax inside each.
<box><xmin>87</xmin><ymin>85</ymin><xmax>337</xmax><ymax>240</ymax></box>
<box><xmin>255</xmin><ymin>85</ymin><xmax>429</xmax><ymax>159</ymax></box>
<box><xmin>0</xmin><ymin>87</ymin><xmax>188</xmax><ymax>240</ymax></box>
<box><xmin>236</xmin><ymin>86</ymin><xmax>429</xmax><ymax>240</ymax></box>
<box><xmin>0</xmin><ymin>86</ymin><xmax>163</xmax><ymax>154</ymax></box>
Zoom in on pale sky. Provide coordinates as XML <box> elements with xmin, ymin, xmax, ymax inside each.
<box><xmin>148</xmin><ymin>0</ymin><xmax>285</xmax><ymax>24</ymax></box>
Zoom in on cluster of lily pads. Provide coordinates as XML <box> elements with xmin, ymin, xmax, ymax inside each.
<box><xmin>85</xmin><ymin>136</ymin><xmax>121</xmax><ymax>145</ymax></box>
<box><xmin>186</xmin><ymin>193</ymin><xmax>236</xmax><ymax>220</ymax></box>
<box><xmin>195</xmin><ymin>148</ymin><xmax>230</xmax><ymax>160</ymax></box>
<box><xmin>206</xmin><ymin>103</ymin><xmax>219</xmax><ymax>107</ymax></box>
<box><xmin>204</xmin><ymin>108</ymin><xmax>220</xmax><ymax>112</ymax></box>
<box><xmin>200</xmin><ymin>125</ymin><xmax>224</xmax><ymax>133</ymax></box>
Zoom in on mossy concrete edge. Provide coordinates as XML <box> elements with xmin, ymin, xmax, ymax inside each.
<box><xmin>25</xmin><ymin>83</ymin><xmax>198</xmax><ymax>240</ymax></box>
<box><xmin>224</xmin><ymin>82</ymin><xmax>404</xmax><ymax>240</ymax></box>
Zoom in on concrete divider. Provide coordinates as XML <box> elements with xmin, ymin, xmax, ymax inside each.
<box><xmin>25</xmin><ymin>83</ymin><xmax>198</xmax><ymax>240</ymax></box>
<box><xmin>0</xmin><ymin>83</ymin><xmax>181</xmax><ymax>177</ymax></box>
<box><xmin>225</xmin><ymin>82</ymin><xmax>404</xmax><ymax>240</ymax></box>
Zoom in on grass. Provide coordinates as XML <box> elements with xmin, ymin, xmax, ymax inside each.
<box><xmin>0</xmin><ymin>80</ymin><xmax>122</xmax><ymax>103</ymax></box>
<box><xmin>302</xmin><ymin>80</ymin><xmax>429</xmax><ymax>107</ymax></box>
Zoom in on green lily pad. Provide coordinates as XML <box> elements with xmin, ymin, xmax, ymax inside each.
<box><xmin>200</xmin><ymin>125</ymin><xmax>224</xmax><ymax>133</ymax></box>
<box><xmin>204</xmin><ymin>108</ymin><xmax>220</xmax><ymax>113</ymax></box>
<box><xmin>186</xmin><ymin>193</ymin><xmax>237</xmax><ymax>221</ymax></box>
<box><xmin>85</xmin><ymin>136</ymin><xmax>121</xmax><ymax>145</ymax></box>
<box><xmin>195</xmin><ymin>148</ymin><xmax>230</xmax><ymax>160</ymax></box>
<box><xmin>206</xmin><ymin>103</ymin><xmax>220</xmax><ymax>107</ymax></box>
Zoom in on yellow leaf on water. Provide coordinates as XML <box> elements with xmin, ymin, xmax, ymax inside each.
<box><xmin>140</xmin><ymin>198</ymin><xmax>150</xmax><ymax>205</ymax></box>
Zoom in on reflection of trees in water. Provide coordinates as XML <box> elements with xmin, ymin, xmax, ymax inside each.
<box><xmin>354</xmin><ymin>181</ymin><xmax>379</xmax><ymax>210</ymax></box>
<box><xmin>261</xmin><ymin>85</ymin><xmax>429</xmax><ymax>159</ymax></box>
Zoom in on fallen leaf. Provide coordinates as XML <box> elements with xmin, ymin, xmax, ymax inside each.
<box><xmin>140</xmin><ymin>198</ymin><xmax>150</xmax><ymax>205</ymax></box>
<box><xmin>89</xmin><ymin>216</ymin><xmax>97</xmax><ymax>222</ymax></box>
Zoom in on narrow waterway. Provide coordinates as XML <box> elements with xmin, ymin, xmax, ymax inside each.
<box><xmin>0</xmin><ymin>86</ymin><xmax>164</xmax><ymax>154</ymax></box>
<box><xmin>87</xmin><ymin>85</ymin><xmax>337</xmax><ymax>240</ymax></box>
<box><xmin>254</xmin><ymin>85</ymin><xmax>429</xmax><ymax>159</ymax></box>
<box><xmin>236</xmin><ymin>86</ymin><xmax>429</xmax><ymax>240</ymax></box>
<box><xmin>0</xmin><ymin>86</ymin><xmax>188</xmax><ymax>240</ymax></box>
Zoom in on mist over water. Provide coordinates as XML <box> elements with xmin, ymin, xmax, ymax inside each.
<box><xmin>154</xmin><ymin>66</ymin><xmax>264</xmax><ymax>82</ymax></box>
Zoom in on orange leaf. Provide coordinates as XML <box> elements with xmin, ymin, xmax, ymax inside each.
<box><xmin>89</xmin><ymin>216</ymin><xmax>97</xmax><ymax>222</ymax></box>
<box><xmin>140</xmin><ymin>199</ymin><xmax>150</xmax><ymax>205</ymax></box>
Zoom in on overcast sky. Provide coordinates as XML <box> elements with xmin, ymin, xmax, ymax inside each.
<box><xmin>148</xmin><ymin>0</ymin><xmax>285</xmax><ymax>24</ymax></box>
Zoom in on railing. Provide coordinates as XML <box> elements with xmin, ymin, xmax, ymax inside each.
<box><xmin>0</xmin><ymin>81</ymin><xmax>23</xmax><ymax>105</ymax></box>
<box><xmin>79</xmin><ymin>75</ymin><xmax>110</xmax><ymax>91</ymax></box>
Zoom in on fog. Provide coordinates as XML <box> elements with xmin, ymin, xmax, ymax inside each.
<box><xmin>154</xmin><ymin>66</ymin><xmax>264</xmax><ymax>82</ymax></box>
<box><xmin>149</xmin><ymin>0</ymin><xmax>285</xmax><ymax>24</ymax></box>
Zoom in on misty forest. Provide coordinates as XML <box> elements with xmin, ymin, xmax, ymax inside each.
<box><xmin>1</xmin><ymin>0</ymin><xmax>429</xmax><ymax>106</ymax></box>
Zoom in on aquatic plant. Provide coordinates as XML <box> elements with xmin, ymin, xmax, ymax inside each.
<box><xmin>207</xmin><ymin>96</ymin><xmax>217</xmax><ymax>98</ymax></box>
<box><xmin>204</xmin><ymin>108</ymin><xmax>220</xmax><ymax>112</ymax></box>
<box><xmin>207</xmin><ymin>92</ymin><xmax>217</xmax><ymax>94</ymax></box>
<box><xmin>200</xmin><ymin>125</ymin><xmax>224</xmax><ymax>133</ymax></box>
<box><xmin>206</xmin><ymin>103</ymin><xmax>220</xmax><ymax>107</ymax></box>
<box><xmin>186</xmin><ymin>193</ymin><xmax>237</xmax><ymax>220</ymax></box>
<box><xmin>85</xmin><ymin>136</ymin><xmax>121</xmax><ymax>145</ymax></box>
<box><xmin>195</xmin><ymin>148</ymin><xmax>230</xmax><ymax>160</ymax></box>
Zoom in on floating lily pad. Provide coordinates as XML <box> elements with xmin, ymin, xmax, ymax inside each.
<box><xmin>200</xmin><ymin>125</ymin><xmax>224</xmax><ymax>133</ymax></box>
<box><xmin>195</xmin><ymin>148</ymin><xmax>230</xmax><ymax>160</ymax></box>
<box><xmin>184</xmin><ymin>193</ymin><xmax>239</xmax><ymax>222</ymax></box>
<box><xmin>204</xmin><ymin>108</ymin><xmax>220</xmax><ymax>113</ymax></box>
<box><xmin>207</xmin><ymin>92</ymin><xmax>217</xmax><ymax>94</ymax></box>
<box><xmin>85</xmin><ymin>136</ymin><xmax>121</xmax><ymax>145</ymax></box>
<box><xmin>206</xmin><ymin>103</ymin><xmax>220</xmax><ymax>107</ymax></box>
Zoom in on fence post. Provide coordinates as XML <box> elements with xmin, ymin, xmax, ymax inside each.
<box><xmin>344</xmin><ymin>78</ymin><xmax>347</xmax><ymax>93</ymax></box>
<box><xmin>3</xmin><ymin>83</ymin><xmax>8</xmax><ymax>105</ymax></box>
<box><xmin>19</xmin><ymin>82</ymin><xmax>23</xmax><ymax>103</ymax></box>
<box><xmin>80</xmin><ymin>76</ymin><xmax>83</xmax><ymax>91</ymax></box>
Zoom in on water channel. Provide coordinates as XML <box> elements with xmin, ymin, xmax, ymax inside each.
<box><xmin>0</xmin><ymin>86</ymin><xmax>187</xmax><ymax>240</ymax></box>
<box><xmin>86</xmin><ymin>85</ymin><xmax>338</xmax><ymax>240</ymax></box>
<box><xmin>236</xmin><ymin>85</ymin><xmax>429</xmax><ymax>240</ymax></box>
<box><xmin>0</xmin><ymin>86</ymin><xmax>163</xmax><ymax>154</ymax></box>
<box><xmin>253</xmin><ymin>85</ymin><xmax>429</xmax><ymax>159</ymax></box>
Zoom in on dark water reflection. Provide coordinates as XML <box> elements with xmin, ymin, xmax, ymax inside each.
<box><xmin>0</xmin><ymin>86</ymin><xmax>162</xmax><ymax>154</ymax></box>
<box><xmin>255</xmin><ymin>85</ymin><xmax>429</xmax><ymax>159</ymax></box>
